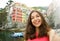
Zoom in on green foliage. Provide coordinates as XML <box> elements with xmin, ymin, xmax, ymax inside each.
<box><xmin>0</xmin><ymin>8</ymin><xmax>7</xmax><ymax>27</ymax></box>
<box><xmin>32</xmin><ymin>7</ymin><xmax>47</xmax><ymax>11</ymax></box>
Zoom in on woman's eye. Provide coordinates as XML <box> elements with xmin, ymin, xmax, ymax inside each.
<box><xmin>36</xmin><ymin>15</ymin><xmax>39</xmax><ymax>17</ymax></box>
<box><xmin>31</xmin><ymin>17</ymin><xmax>34</xmax><ymax>19</ymax></box>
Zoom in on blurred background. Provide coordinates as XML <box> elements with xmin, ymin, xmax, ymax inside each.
<box><xmin>0</xmin><ymin>0</ymin><xmax>60</xmax><ymax>41</ymax></box>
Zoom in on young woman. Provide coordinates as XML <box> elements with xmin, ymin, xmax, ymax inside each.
<box><xmin>25</xmin><ymin>10</ymin><xmax>60</xmax><ymax>41</ymax></box>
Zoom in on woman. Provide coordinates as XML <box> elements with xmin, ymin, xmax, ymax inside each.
<box><xmin>25</xmin><ymin>10</ymin><xmax>60</xmax><ymax>41</ymax></box>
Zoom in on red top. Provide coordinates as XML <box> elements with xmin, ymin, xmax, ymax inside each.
<box><xmin>27</xmin><ymin>32</ymin><xmax>49</xmax><ymax>41</ymax></box>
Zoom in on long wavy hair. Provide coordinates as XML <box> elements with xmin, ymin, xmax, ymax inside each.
<box><xmin>25</xmin><ymin>10</ymin><xmax>51</xmax><ymax>40</ymax></box>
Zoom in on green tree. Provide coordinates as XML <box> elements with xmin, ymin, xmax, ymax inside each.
<box><xmin>0</xmin><ymin>8</ymin><xmax>7</xmax><ymax>27</ymax></box>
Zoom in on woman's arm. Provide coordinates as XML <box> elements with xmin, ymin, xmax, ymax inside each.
<box><xmin>48</xmin><ymin>29</ymin><xmax>55</xmax><ymax>41</ymax></box>
<box><xmin>48</xmin><ymin>29</ymin><xmax>60</xmax><ymax>41</ymax></box>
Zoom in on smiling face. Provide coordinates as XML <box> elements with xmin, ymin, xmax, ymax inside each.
<box><xmin>31</xmin><ymin>12</ymin><xmax>42</xmax><ymax>28</ymax></box>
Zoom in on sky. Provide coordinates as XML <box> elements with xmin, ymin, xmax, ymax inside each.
<box><xmin>0</xmin><ymin>0</ymin><xmax>52</xmax><ymax>8</ymax></box>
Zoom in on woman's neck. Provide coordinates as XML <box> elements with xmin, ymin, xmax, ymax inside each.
<box><xmin>36</xmin><ymin>27</ymin><xmax>39</xmax><ymax>33</ymax></box>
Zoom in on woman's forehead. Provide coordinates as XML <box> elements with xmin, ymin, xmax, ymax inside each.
<box><xmin>31</xmin><ymin>12</ymin><xmax>39</xmax><ymax>16</ymax></box>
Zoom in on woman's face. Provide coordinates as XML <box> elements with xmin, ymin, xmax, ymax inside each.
<box><xmin>31</xmin><ymin>12</ymin><xmax>42</xmax><ymax>28</ymax></box>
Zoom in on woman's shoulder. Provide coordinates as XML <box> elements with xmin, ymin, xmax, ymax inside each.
<box><xmin>48</xmin><ymin>29</ymin><xmax>60</xmax><ymax>41</ymax></box>
<box><xmin>49</xmin><ymin>29</ymin><xmax>55</xmax><ymax>33</ymax></box>
<box><xmin>48</xmin><ymin>29</ymin><xmax>56</xmax><ymax>35</ymax></box>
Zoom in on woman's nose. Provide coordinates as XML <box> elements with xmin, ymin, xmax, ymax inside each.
<box><xmin>34</xmin><ymin>17</ymin><xmax>37</xmax><ymax>20</ymax></box>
